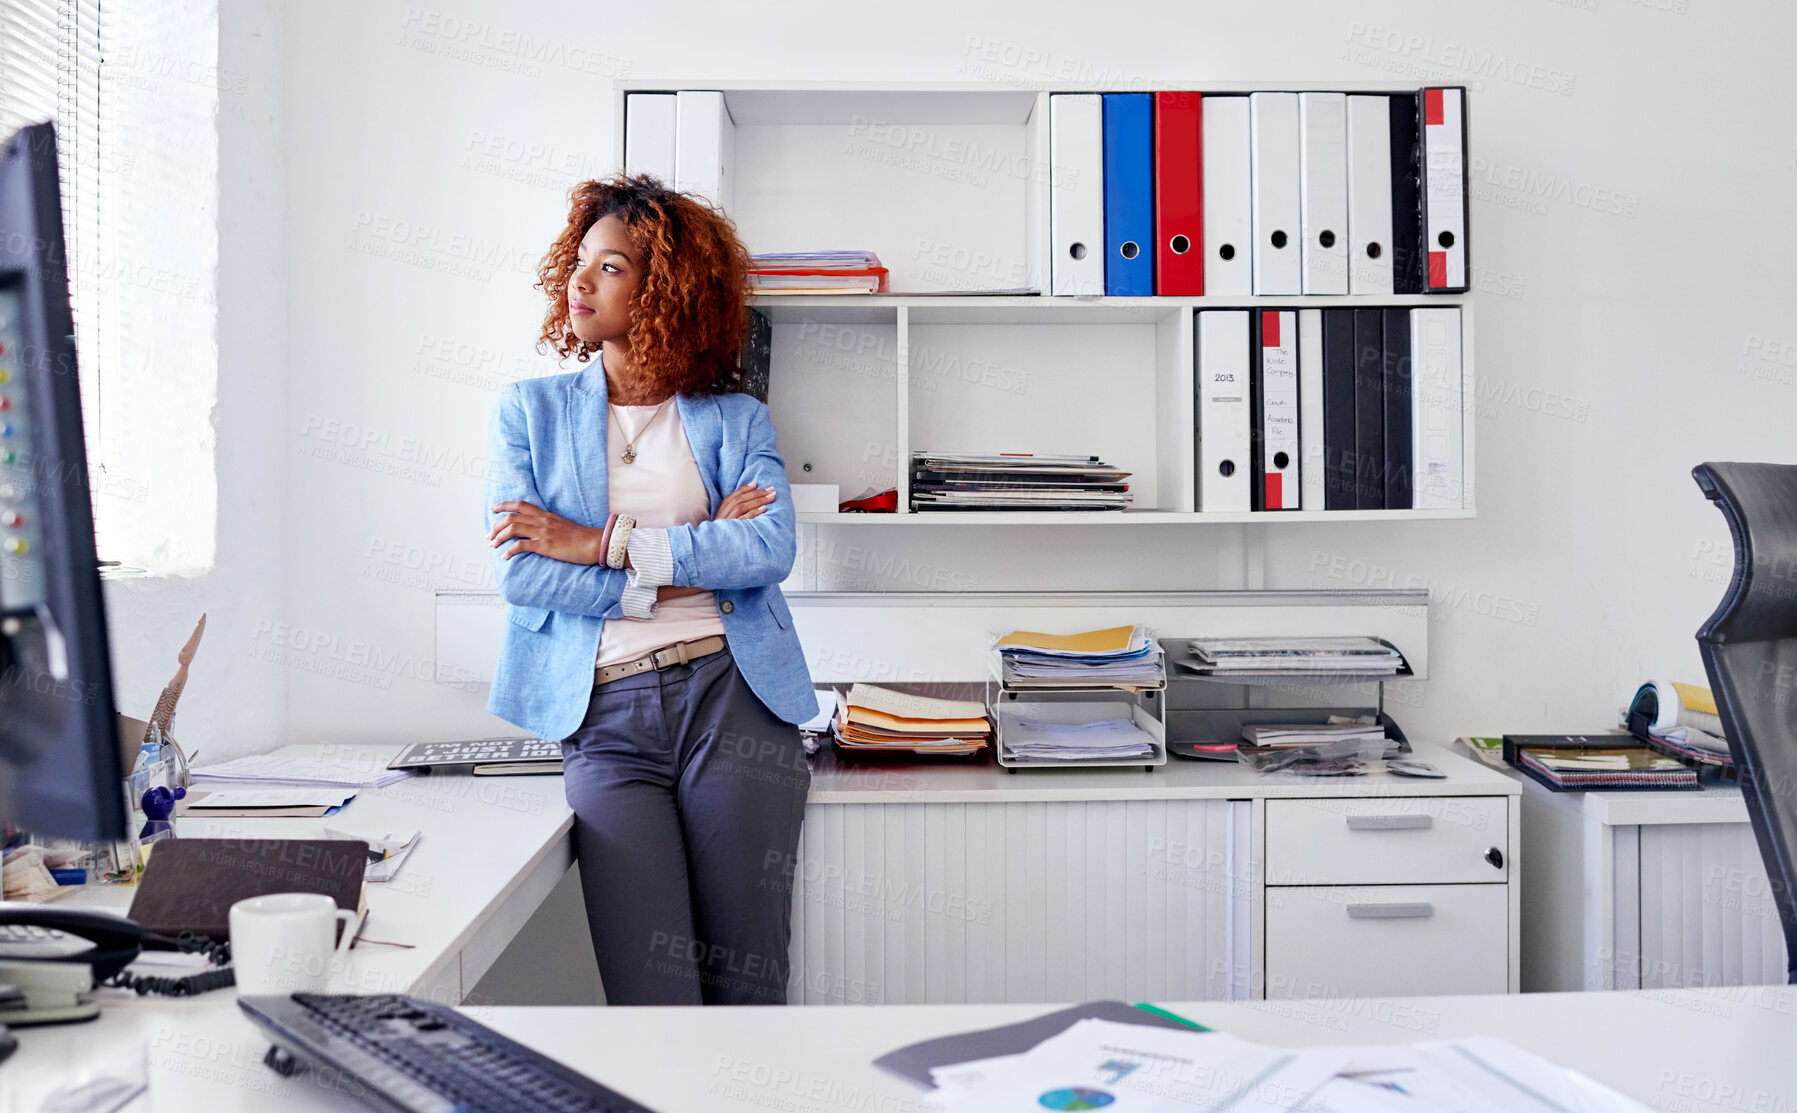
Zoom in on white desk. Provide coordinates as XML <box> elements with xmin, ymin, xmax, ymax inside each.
<box><xmin>5</xmin><ymin>987</ymin><xmax>1794</xmax><ymax>1111</ymax></box>
<box><xmin>1504</xmin><ymin>765</ymin><xmax>1785</xmax><ymax>991</ymax></box>
<box><xmin>60</xmin><ymin>744</ymin><xmax>575</xmax><ymax>1005</ymax></box>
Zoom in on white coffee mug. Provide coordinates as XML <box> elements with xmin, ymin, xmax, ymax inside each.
<box><xmin>229</xmin><ymin>892</ymin><xmax>355</xmax><ymax>995</ymax></box>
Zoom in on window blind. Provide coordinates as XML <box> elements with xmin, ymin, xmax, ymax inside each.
<box><xmin>0</xmin><ymin>0</ymin><xmax>112</xmax><ymax>553</ymax></box>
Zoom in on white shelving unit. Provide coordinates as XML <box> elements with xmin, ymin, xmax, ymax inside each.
<box><xmin>611</xmin><ymin>80</ymin><xmax>1474</xmax><ymax>523</ymax></box>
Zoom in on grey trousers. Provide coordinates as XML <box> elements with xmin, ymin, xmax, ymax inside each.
<box><xmin>557</xmin><ymin>643</ymin><xmax>810</xmax><ymax>1005</ymax></box>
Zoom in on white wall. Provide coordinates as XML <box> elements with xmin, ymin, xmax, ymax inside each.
<box><xmin>100</xmin><ymin>0</ymin><xmax>284</xmax><ymax>761</ymax></box>
<box><xmin>151</xmin><ymin>0</ymin><xmax>1797</xmax><ymax>760</ymax></box>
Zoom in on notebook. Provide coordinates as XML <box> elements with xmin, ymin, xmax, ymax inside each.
<box><xmin>127</xmin><ymin>838</ymin><xmax>370</xmax><ymax>944</ymax></box>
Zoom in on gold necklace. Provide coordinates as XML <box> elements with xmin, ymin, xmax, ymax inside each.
<box><xmin>613</xmin><ymin>399</ymin><xmax>671</xmax><ymax>465</ymax></box>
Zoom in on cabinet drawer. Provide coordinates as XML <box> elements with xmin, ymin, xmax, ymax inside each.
<box><xmin>1265</xmin><ymin>796</ymin><xmax>1507</xmax><ymax>886</ymax></box>
<box><xmin>1265</xmin><ymin>883</ymin><xmax>1509</xmax><ymax>999</ymax></box>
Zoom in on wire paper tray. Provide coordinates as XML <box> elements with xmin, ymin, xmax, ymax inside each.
<box><xmin>995</xmin><ymin>698</ymin><xmax>1167</xmax><ymax>771</ymax></box>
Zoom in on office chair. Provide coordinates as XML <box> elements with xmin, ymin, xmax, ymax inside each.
<box><xmin>1693</xmin><ymin>462</ymin><xmax>1797</xmax><ymax>984</ymax></box>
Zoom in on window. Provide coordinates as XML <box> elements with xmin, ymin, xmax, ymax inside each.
<box><xmin>0</xmin><ymin>0</ymin><xmax>110</xmax><ymax>550</ymax></box>
<box><xmin>0</xmin><ymin>0</ymin><xmax>218</xmax><ymax>572</ymax></box>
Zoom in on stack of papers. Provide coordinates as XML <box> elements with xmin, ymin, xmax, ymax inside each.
<box><xmin>919</xmin><ymin>1017</ymin><xmax>1651</xmax><ymax>1112</ymax></box>
<box><xmin>325</xmin><ymin>827</ymin><xmax>422</xmax><ymax>883</ymax></box>
<box><xmin>833</xmin><ymin>684</ymin><xmax>990</xmax><ymax>758</ymax></box>
<box><xmin>749</xmin><ymin>250</ymin><xmax>888</xmax><ymax>294</ymax></box>
<box><xmin>1184</xmin><ymin>636</ymin><xmax>1404</xmax><ymax>674</ymax></box>
<box><xmin>995</xmin><ymin>625</ymin><xmax>1164</xmax><ymax>690</ymax></box>
<box><xmin>910</xmin><ymin>453</ymin><xmax>1132</xmax><ymax>512</ymax></box>
<box><xmin>1242</xmin><ymin>717</ymin><xmax>1389</xmax><ymax>749</ymax></box>
<box><xmin>1001</xmin><ymin>716</ymin><xmax>1157</xmax><ymax>763</ymax></box>
<box><xmin>190</xmin><ymin>754</ymin><xmax>413</xmax><ymax>790</ymax></box>
<box><xmin>182</xmin><ymin>788</ymin><xmax>358</xmax><ymax>818</ymax></box>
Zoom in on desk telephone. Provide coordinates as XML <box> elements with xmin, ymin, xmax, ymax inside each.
<box><xmin>0</xmin><ymin>905</ymin><xmax>233</xmax><ymax>1026</ymax></box>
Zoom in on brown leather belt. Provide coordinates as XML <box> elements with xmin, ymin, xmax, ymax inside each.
<box><xmin>593</xmin><ymin>635</ymin><xmax>727</xmax><ymax>687</ymax></box>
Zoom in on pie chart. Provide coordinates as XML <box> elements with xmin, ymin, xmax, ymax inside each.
<box><xmin>1037</xmin><ymin>1088</ymin><xmax>1116</xmax><ymax>1110</ymax></box>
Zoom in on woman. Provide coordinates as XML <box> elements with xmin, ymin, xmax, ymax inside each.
<box><xmin>482</xmin><ymin>174</ymin><xmax>816</xmax><ymax>1006</ymax></box>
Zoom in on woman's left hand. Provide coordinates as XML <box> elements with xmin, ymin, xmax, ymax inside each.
<box><xmin>488</xmin><ymin>501</ymin><xmax>605</xmax><ymax>564</ymax></box>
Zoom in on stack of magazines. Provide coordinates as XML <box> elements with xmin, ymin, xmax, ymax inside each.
<box><xmin>1503</xmin><ymin>733</ymin><xmax>1698</xmax><ymax>792</ymax></box>
<box><xmin>994</xmin><ymin>625</ymin><xmax>1163</xmax><ymax>690</ymax></box>
<box><xmin>1242</xmin><ymin>719</ymin><xmax>1390</xmax><ymax>748</ymax></box>
<box><xmin>749</xmin><ymin>250</ymin><xmax>889</xmax><ymax>294</ymax></box>
<box><xmin>831</xmin><ymin>684</ymin><xmax>989</xmax><ymax>759</ymax></box>
<box><xmin>1625</xmin><ymin>679</ymin><xmax>1733</xmax><ymax>769</ymax></box>
<box><xmin>910</xmin><ymin>452</ymin><xmax>1132</xmax><ymax>511</ymax></box>
<box><xmin>1180</xmin><ymin>637</ymin><xmax>1405</xmax><ymax>675</ymax></box>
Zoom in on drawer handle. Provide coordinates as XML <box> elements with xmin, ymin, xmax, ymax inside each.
<box><xmin>1346</xmin><ymin>902</ymin><xmax>1435</xmax><ymax>920</ymax></box>
<box><xmin>1346</xmin><ymin>815</ymin><xmax>1433</xmax><ymax>830</ymax></box>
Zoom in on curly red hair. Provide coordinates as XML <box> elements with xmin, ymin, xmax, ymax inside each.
<box><xmin>535</xmin><ymin>174</ymin><xmax>752</xmax><ymax>396</ymax></box>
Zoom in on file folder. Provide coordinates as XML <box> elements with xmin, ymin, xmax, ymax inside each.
<box><xmin>1322</xmin><ymin>309</ymin><xmax>1357</xmax><ymax>510</ymax></box>
<box><xmin>1382</xmin><ymin>306</ymin><xmax>1413</xmax><ymax>511</ymax></box>
<box><xmin>1410</xmin><ymin>307</ymin><xmax>1464</xmax><ymax>509</ymax></box>
<box><xmin>1153</xmin><ymin>91</ymin><xmax>1203</xmax><ymax>296</ymax></box>
<box><xmin>1196</xmin><ymin>311</ymin><xmax>1251</xmax><ymax>512</ymax></box>
<box><xmin>1353</xmin><ymin>308</ymin><xmax>1385</xmax><ymax>509</ymax></box>
<box><xmin>1104</xmin><ymin>93</ymin><xmax>1156</xmax><ymax>296</ymax></box>
<box><xmin>1345</xmin><ymin>95</ymin><xmax>1394</xmax><ymax>295</ymax></box>
<box><xmin>1298</xmin><ymin>92</ymin><xmax>1348</xmax><ymax>295</ymax></box>
<box><xmin>1388</xmin><ymin>95</ymin><xmax>1422</xmax><ymax>295</ymax></box>
<box><xmin>624</xmin><ymin>93</ymin><xmax>677</xmax><ymax>185</ymax></box>
<box><xmin>675</xmin><ymin>90</ymin><xmax>735</xmax><ymax>211</ymax></box>
<box><xmin>1253</xmin><ymin>309</ymin><xmax>1300</xmax><ymax>510</ymax></box>
<box><xmin>1201</xmin><ymin>96</ymin><xmax>1251</xmax><ymax>296</ymax></box>
<box><xmin>1420</xmin><ymin>87</ymin><xmax>1470</xmax><ymax>293</ymax></box>
<box><xmin>1298</xmin><ymin>309</ymin><xmax>1325</xmax><ymax>510</ymax></box>
<box><xmin>1249</xmin><ymin>93</ymin><xmax>1301</xmax><ymax>294</ymax></box>
<box><xmin>1051</xmin><ymin>94</ymin><xmax>1105</xmax><ymax>296</ymax></box>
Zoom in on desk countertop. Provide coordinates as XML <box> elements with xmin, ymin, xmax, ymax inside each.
<box><xmin>62</xmin><ymin>743</ymin><xmax>575</xmax><ymax>1003</ymax></box>
<box><xmin>807</xmin><ymin>741</ymin><xmax>1519</xmax><ymax>804</ymax></box>
<box><xmin>5</xmin><ymin>987</ymin><xmax>1793</xmax><ymax>1111</ymax></box>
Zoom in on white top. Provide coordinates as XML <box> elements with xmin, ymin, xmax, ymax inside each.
<box><xmin>806</xmin><ymin>741</ymin><xmax>1519</xmax><ymax>804</ymax></box>
<box><xmin>11</xmin><ymin>986</ymin><xmax>1795</xmax><ymax>1110</ymax></box>
<box><xmin>597</xmin><ymin>401</ymin><xmax>725</xmax><ymax>666</ymax></box>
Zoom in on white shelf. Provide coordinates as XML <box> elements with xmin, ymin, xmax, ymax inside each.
<box><xmin>798</xmin><ymin>508</ymin><xmax>1476</xmax><ymax>525</ymax></box>
<box><xmin>618</xmin><ymin>80</ymin><xmax>1476</xmax><ymax>526</ymax></box>
<box><xmin>752</xmin><ymin>294</ymin><xmax>1469</xmax><ymax>320</ymax></box>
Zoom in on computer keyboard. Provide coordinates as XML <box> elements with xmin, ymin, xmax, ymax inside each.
<box><xmin>239</xmin><ymin>993</ymin><xmax>660</xmax><ymax>1113</ymax></box>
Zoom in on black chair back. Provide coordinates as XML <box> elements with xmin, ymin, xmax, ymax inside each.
<box><xmin>1693</xmin><ymin>462</ymin><xmax>1797</xmax><ymax>984</ymax></box>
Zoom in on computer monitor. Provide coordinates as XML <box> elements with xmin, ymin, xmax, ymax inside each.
<box><xmin>0</xmin><ymin>121</ymin><xmax>126</xmax><ymax>841</ymax></box>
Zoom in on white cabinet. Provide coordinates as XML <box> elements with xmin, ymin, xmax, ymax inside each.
<box><xmin>787</xmin><ymin>798</ymin><xmax>1239</xmax><ymax>1005</ymax></box>
<box><xmin>1513</xmin><ymin>773</ymin><xmax>1785</xmax><ymax>990</ymax></box>
<box><xmin>788</xmin><ymin>744</ymin><xmax>1520</xmax><ymax>1005</ymax></box>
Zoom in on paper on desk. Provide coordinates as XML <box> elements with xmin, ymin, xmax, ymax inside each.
<box><xmin>190</xmin><ymin>753</ymin><xmax>413</xmax><ymax>789</ymax></box>
<box><xmin>799</xmin><ymin>690</ymin><xmax>835</xmax><ymax>733</ymax></box>
<box><xmin>185</xmin><ymin>788</ymin><xmax>357</xmax><ymax>809</ymax></box>
<box><xmin>846</xmin><ymin>684</ymin><xmax>985</xmax><ymax>722</ymax></box>
<box><xmin>1002</xmin><ymin>717</ymin><xmax>1157</xmax><ymax>761</ymax></box>
<box><xmin>994</xmin><ymin>625</ymin><xmax>1140</xmax><ymax>656</ymax></box>
<box><xmin>927</xmin><ymin>1019</ymin><xmax>1350</xmax><ymax>1111</ymax></box>
<box><xmin>1305</xmin><ymin>1038</ymin><xmax>1651</xmax><ymax>1112</ymax></box>
<box><xmin>324</xmin><ymin>827</ymin><xmax>421</xmax><ymax>883</ymax></box>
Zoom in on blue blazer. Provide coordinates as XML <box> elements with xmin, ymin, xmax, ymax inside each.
<box><xmin>483</xmin><ymin>359</ymin><xmax>816</xmax><ymax>740</ymax></box>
